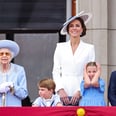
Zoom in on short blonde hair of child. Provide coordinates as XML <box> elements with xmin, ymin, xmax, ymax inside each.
<box><xmin>38</xmin><ymin>78</ymin><xmax>56</xmax><ymax>94</ymax></box>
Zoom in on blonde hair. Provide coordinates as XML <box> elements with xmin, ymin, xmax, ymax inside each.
<box><xmin>38</xmin><ymin>78</ymin><xmax>56</xmax><ymax>94</ymax></box>
<box><xmin>86</xmin><ymin>61</ymin><xmax>97</xmax><ymax>69</ymax></box>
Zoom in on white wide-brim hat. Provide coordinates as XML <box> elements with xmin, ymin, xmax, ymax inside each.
<box><xmin>0</xmin><ymin>40</ymin><xmax>20</xmax><ymax>58</ymax></box>
<box><xmin>60</xmin><ymin>11</ymin><xmax>92</xmax><ymax>35</ymax></box>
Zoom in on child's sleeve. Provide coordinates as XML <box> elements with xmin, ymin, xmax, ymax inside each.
<box><xmin>80</xmin><ymin>80</ymin><xmax>85</xmax><ymax>96</ymax></box>
<box><xmin>32</xmin><ymin>97</ymin><xmax>40</xmax><ymax>106</ymax></box>
<box><xmin>99</xmin><ymin>78</ymin><xmax>105</xmax><ymax>92</ymax></box>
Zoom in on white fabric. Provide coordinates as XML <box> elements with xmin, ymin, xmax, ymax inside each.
<box><xmin>32</xmin><ymin>94</ymin><xmax>62</xmax><ymax>107</ymax></box>
<box><xmin>52</xmin><ymin>40</ymin><xmax>95</xmax><ymax>96</ymax></box>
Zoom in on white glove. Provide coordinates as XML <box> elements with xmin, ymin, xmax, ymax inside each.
<box><xmin>0</xmin><ymin>82</ymin><xmax>14</xmax><ymax>93</ymax></box>
<box><xmin>0</xmin><ymin>85</ymin><xmax>10</xmax><ymax>93</ymax></box>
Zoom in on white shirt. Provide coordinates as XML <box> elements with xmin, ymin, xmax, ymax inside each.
<box><xmin>32</xmin><ymin>94</ymin><xmax>62</xmax><ymax>107</ymax></box>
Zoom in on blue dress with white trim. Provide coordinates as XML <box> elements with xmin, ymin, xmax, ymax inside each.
<box><xmin>79</xmin><ymin>78</ymin><xmax>106</xmax><ymax>106</ymax></box>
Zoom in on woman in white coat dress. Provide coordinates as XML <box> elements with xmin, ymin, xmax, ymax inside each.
<box><xmin>52</xmin><ymin>11</ymin><xmax>95</xmax><ymax>106</ymax></box>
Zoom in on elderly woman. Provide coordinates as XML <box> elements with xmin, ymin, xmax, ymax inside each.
<box><xmin>0</xmin><ymin>40</ymin><xmax>28</xmax><ymax>106</ymax></box>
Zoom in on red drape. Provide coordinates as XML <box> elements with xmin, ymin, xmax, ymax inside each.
<box><xmin>0</xmin><ymin>106</ymin><xmax>115</xmax><ymax>116</ymax></box>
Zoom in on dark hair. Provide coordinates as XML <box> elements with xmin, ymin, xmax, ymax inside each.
<box><xmin>66</xmin><ymin>17</ymin><xmax>86</xmax><ymax>37</ymax></box>
<box><xmin>22</xmin><ymin>96</ymin><xmax>32</xmax><ymax>106</ymax></box>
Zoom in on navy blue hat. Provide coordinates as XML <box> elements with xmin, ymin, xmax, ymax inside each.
<box><xmin>0</xmin><ymin>40</ymin><xmax>20</xmax><ymax>58</ymax></box>
<box><xmin>60</xmin><ymin>11</ymin><xmax>92</xmax><ymax>35</ymax></box>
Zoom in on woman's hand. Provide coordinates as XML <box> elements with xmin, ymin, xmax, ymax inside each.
<box><xmin>91</xmin><ymin>62</ymin><xmax>101</xmax><ymax>87</ymax></box>
<box><xmin>83</xmin><ymin>64</ymin><xmax>91</xmax><ymax>88</ymax></box>
<box><xmin>70</xmin><ymin>91</ymin><xmax>81</xmax><ymax>105</ymax></box>
<box><xmin>57</xmin><ymin>89</ymin><xmax>70</xmax><ymax>105</ymax></box>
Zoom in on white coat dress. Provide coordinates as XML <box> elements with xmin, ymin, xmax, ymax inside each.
<box><xmin>52</xmin><ymin>40</ymin><xmax>95</xmax><ymax>96</ymax></box>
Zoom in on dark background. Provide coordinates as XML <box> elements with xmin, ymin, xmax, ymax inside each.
<box><xmin>0</xmin><ymin>0</ymin><xmax>66</xmax><ymax>103</ymax></box>
<box><xmin>0</xmin><ymin>0</ymin><xmax>66</xmax><ymax>31</ymax></box>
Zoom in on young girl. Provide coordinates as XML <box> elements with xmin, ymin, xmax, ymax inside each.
<box><xmin>32</xmin><ymin>78</ymin><xmax>63</xmax><ymax>107</ymax></box>
<box><xmin>79</xmin><ymin>62</ymin><xmax>106</xmax><ymax>106</ymax></box>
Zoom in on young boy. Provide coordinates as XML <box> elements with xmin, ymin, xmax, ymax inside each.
<box><xmin>32</xmin><ymin>78</ymin><xmax>63</xmax><ymax>107</ymax></box>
